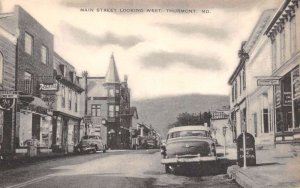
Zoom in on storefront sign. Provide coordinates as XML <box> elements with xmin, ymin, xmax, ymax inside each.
<box><xmin>257</xmin><ymin>77</ymin><xmax>280</xmax><ymax>86</ymax></box>
<box><xmin>283</xmin><ymin>92</ymin><xmax>292</xmax><ymax>106</ymax></box>
<box><xmin>39</xmin><ymin>82</ymin><xmax>59</xmax><ymax>91</ymax></box>
<box><xmin>83</xmin><ymin>115</ymin><xmax>92</xmax><ymax>123</ymax></box>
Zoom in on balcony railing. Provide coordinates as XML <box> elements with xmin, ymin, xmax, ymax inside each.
<box><xmin>18</xmin><ymin>80</ymin><xmax>34</xmax><ymax>95</ymax></box>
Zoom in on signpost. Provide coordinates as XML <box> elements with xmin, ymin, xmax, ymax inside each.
<box><xmin>222</xmin><ymin>126</ymin><xmax>228</xmax><ymax>157</ymax></box>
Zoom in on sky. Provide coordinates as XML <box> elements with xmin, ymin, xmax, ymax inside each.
<box><xmin>1</xmin><ymin>0</ymin><xmax>282</xmax><ymax>100</ymax></box>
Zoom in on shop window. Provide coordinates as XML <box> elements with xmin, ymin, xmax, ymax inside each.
<box><xmin>0</xmin><ymin>52</ymin><xmax>3</xmax><ymax>85</ymax></box>
<box><xmin>109</xmin><ymin>104</ymin><xmax>114</xmax><ymax>117</ymax></box>
<box><xmin>41</xmin><ymin>45</ymin><xmax>49</xmax><ymax>64</ymax></box>
<box><xmin>25</xmin><ymin>32</ymin><xmax>33</xmax><ymax>55</ymax></box>
<box><xmin>91</xmin><ymin>104</ymin><xmax>101</xmax><ymax>117</ymax></box>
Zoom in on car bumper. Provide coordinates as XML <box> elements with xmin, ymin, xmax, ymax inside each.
<box><xmin>161</xmin><ymin>156</ymin><xmax>217</xmax><ymax>164</ymax></box>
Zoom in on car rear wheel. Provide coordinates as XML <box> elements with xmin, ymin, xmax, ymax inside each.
<box><xmin>165</xmin><ymin>165</ymin><xmax>171</xmax><ymax>174</ymax></box>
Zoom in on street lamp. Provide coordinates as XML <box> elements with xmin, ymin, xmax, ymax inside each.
<box><xmin>222</xmin><ymin>126</ymin><xmax>228</xmax><ymax>157</ymax></box>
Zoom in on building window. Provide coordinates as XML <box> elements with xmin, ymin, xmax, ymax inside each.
<box><xmin>231</xmin><ymin>85</ymin><xmax>234</xmax><ymax>102</ymax></box>
<box><xmin>234</xmin><ymin>81</ymin><xmax>237</xmax><ymax>100</ymax></box>
<box><xmin>91</xmin><ymin>104</ymin><xmax>101</xmax><ymax>117</ymax></box>
<box><xmin>115</xmin><ymin>105</ymin><xmax>119</xmax><ymax>117</ymax></box>
<box><xmin>25</xmin><ymin>32</ymin><xmax>33</xmax><ymax>55</ymax></box>
<box><xmin>280</xmin><ymin>29</ymin><xmax>285</xmax><ymax>63</ymax></box>
<box><xmin>61</xmin><ymin>86</ymin><xmax>65</xmax><ymax>108</ymax></box>
<box><xmin>272</xmin><ymin>40</ymin><xmax>277</xmax><ymax>71</ymax></box>
<box><xmin>41</xmin><ymin>45</ymin><xmax>48</xmax><ymax>64</ymax></box>
<box><xmin>109</xmin><ymin>88</ymin><xmax>115</xmax><ymax>97</ymax></box>
<box><xmin>116</xmin><ymin>89</ymin><xmax>120</xmax><ymax>94</ymax></box>
<box><xmin>68</xmin><ymin>89</ymin><xmax>72</xmax><ymax>110</ymax></box>
<box><xmin>75</xmin><ymin>93</ymin><xmax>78</xmax><ymax>112</ymax></box>
<box><xmin>239</xmin><ymin>74</ymin><xmax>242</xmax><ymax>95</ymax></box>
<box><xmin>24</xmin><ymin>72</ymin><xmax>32</xmax><ymax>94</ymax></box>
<box><xmin>290</xmin><ymin>17</ymin><xmax>297</xmax><ymax>54</ymax></box>
<box><xmin>109</xmin><ymin>104</ymin><xmax>114</xmax><ymax>117</ymax></box>
<box><xmin>0</xmin><ymin>52</ymin><xmax>3</xmax><ymax>85</ymax></box>
<box><xmin>242</xmin><ymin>68</ymin><xmax>246</xmax><ymax>90</ymax></box>
<box><xmin>263</xmin><ymin>109</ymin><xmax>269</xmax><ymax>133</ymax></box>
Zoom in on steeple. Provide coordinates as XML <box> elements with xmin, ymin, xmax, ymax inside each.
<box><xmin>105</xmin><ymin>53</ymin><xmax>120</xmax><ymax>84</ymax></box>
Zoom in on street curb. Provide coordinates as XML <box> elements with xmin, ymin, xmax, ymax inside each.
<box><xmin>227</xmin><ymin>165</ymin><xmax>262</xmax><ymax>188</ymax></box>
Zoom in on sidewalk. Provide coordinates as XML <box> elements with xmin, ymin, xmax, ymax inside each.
<box><xmin>227</xmin><ymin>144</ymin><xmax>300</xmax><ymax>188</ymax></box>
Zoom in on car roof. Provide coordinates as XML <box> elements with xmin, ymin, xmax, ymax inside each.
<box><xmin>167</xmin><ymin>126</ymin><xmax>210</xmax><ymax>134</ymax></box>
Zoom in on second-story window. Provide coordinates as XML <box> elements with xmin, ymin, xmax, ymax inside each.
<box><xmin>41</xmin><ymin>45</ymin><xmax>48</xmax><ymax>64</ymax></box>
<box><xmin>280</xmin><ymin>29</ymin><xmax>286</xmax><ymax>64</ymax></box>
<box><xmin>239</xmin><ymin>74</ymin><xmax>242</xmax><ymax>95</ymax></box>
<box><xmin>109</xmin><ymin>88</ymin><xmax>115</xmax><ymax>97</ymax></box>
<box><xmin>75</xmin><ymin>93</ymin><xmax>78</xmax><ymax>112</ymax></box>
<box><xmin>91</xmin><ymin>104</ymin><xmax>101</xmax><ymax>117</ymax></box>
<box><xmin>272</xmin><ymin>40</ymin><xmax>277</xmax><ymax>71</ymax></box>
<box><xmin>108</xmin><ymin>104</ymin><xmax>114</xmax><ymax>117</ymax></box>
<box><xmin>115</xmin><ymin>105</ymin><xmax>119</xmax><ymax>117</ymax></box>
<box><xmin>24</xmin><ymin>72</ymin><xmax>32</xmax><ymax>94</ymax></box>
<box><xmin>242</xmin><ymin>68</ymin><xmax>246</xmax><ymax>90</ymax></box>
<box><xmin>61</xmin><ymin>86</ymin><xmax>65</xmax><ymax>108</ymax></box>
<box><xmin>68</xmin><ymin>89</ymin><xmax>72</xmax><ymax>110</ymax></box>
<box><xmin>232</xmin><ymin>85</ymin><xmax>235</xmax><ymax>102</ymax></box>
<box><xmin>25</xmin><ymin>32</ymin><xmax>33</xmax><ymax>55</ymax></box>
<box><xmin>234</xmin><ymin>81</ymin><xmax>237</xmax><ymax>100</ymax></box>
<box><xmin>290</xmin><ymin>17</ymin><xmax>297</xmax><ymax>54</ymax></box>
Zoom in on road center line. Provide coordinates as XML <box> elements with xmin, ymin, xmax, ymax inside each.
<box><xmin>6</xmin><ymin>175</ymin><xmax>53</xmax><ymax>188</ymax></box>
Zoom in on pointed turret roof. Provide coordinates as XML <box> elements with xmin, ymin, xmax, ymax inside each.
<box><xmin>105</xmin><ymin>53</ymin><xmax>120</xmax><ymax>84</ymax></box>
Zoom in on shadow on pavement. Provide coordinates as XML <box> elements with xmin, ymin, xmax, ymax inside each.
<box><xmin>170</xmin><ymin>159</ymin><xmax>237</xmax><ymax>177</ymax></box>
<box><xmin>254</xmin><ymin>162</ymin><xmax>282</xmax><ymax>166</ymax></box>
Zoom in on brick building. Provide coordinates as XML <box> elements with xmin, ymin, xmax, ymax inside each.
<box><xmin>0</xmin><ymin>14</ymin><xmax>17</xmax><ymax>156</ymax></box>
<box><xmin>80</xmin><ymin>54</ymin><xmax>134</xmax><ymax>149</ymax></box>
<box><xmin>0</xmin><ymin>6</ymin><xmax>55</xmax><ymax>155</ymax></box>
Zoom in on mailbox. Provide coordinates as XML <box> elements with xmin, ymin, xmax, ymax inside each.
<box><xmin>236</xmin><ymin>132</ymin><xmax>256</xmax><ymax>167</ymax></box>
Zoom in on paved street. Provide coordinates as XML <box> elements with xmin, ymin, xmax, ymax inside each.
<box><xmin>0</xmin><ymin>150</ymin><xmax>239</xmax><ymax>188</ymax></box>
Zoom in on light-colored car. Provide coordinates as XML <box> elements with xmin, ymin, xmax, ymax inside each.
<box><xmin>74</xmin><ymin>135</ymin><xmax>106</xmax><ymax>153</ymax></box>
<box><xmin>161</xmin><ymin>126</ymin><xmax>217</xmax><ymax>173</ymax></box>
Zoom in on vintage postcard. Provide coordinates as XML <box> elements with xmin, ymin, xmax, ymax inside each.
<box><xmin>0</xmin><ymin>0</ymin><xmax>299</xmax><ymax>187</ymax></box>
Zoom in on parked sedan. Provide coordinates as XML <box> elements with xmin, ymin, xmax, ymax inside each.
<box><xmin>74</xmin><ymin>135</ymin><xmax>106</xmax><ymax>154</ymax></box>
<box><xmin>161</xmin><ymin>126</ymin><xmax>217</xmax><ymax>173</ymax></box>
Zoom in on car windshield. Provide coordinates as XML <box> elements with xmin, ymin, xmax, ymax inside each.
<box><xmin>82</xmin><ymin>135</ymin><xmax>101</xmax><ymax>140</ymax></box>
<box><xmin>168</xmin><ymin>130</ymin><xmax>209</xmax><ymax>139</ymax></box>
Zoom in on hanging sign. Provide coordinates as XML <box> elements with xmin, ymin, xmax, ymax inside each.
<box><xmin>39</xmin><ymin>82</ymin><xmax>59</xmax><ymax>91</ymax></box>
<box><xmin>0</xmin><ymin>91</ymin><xmax>17</xmax><ymax>109</ymax></box>
<box><xmin>257</xmin><ymin>77</ymin><xmax>280</xmax><ymax>86</ymax></box>
<box><xmin>0</xmin><ymin>98</ymin><xmax>15</xmax><ymax>109</ymax></box>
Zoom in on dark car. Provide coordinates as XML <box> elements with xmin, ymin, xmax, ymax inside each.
<box><xmin>161</xmin><ymin>126</ymin><xmax>217</xmax><ymax>173</ymax></box>
<box><xmin>74</xmin><ymin>135</ymin><xmax>106</xmax><ymax>154</ymax></box>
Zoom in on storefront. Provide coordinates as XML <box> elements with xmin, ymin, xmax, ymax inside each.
<box><xmin>52</xmin><ymin>111</ymin><xmax>81</xmax><ymax>153</ymax></box>
<box><xmin>274</xmin><ymin>66</ymin><xmax>300</xmax><ymax>141</ymax></box>
<box><xmin>16</xmin><ymin>96</ymin><xmax>53</xmax><ymax>154</ymax></box>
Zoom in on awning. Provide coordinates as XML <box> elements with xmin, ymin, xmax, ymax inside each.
<box><xmin>20</xmin><ymin>96</ymin><xmax>52</xmax><ymax>116</ymax></box>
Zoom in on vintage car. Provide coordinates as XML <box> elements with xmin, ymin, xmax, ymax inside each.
<box><xmin>161</xmin><ymin>126</ymin><xmax>217</xmax><ymax>173</ymax></box>
<box><xmin>74</xmin><ymin>135</ymin><xmax>106</xmax><ymax>154</ymax></box>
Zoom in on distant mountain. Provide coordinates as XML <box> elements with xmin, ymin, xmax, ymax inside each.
<box><xmin>131</xmin><ymin>94</ymin><xmax>229</xmax><ymax>138</ymax></box>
